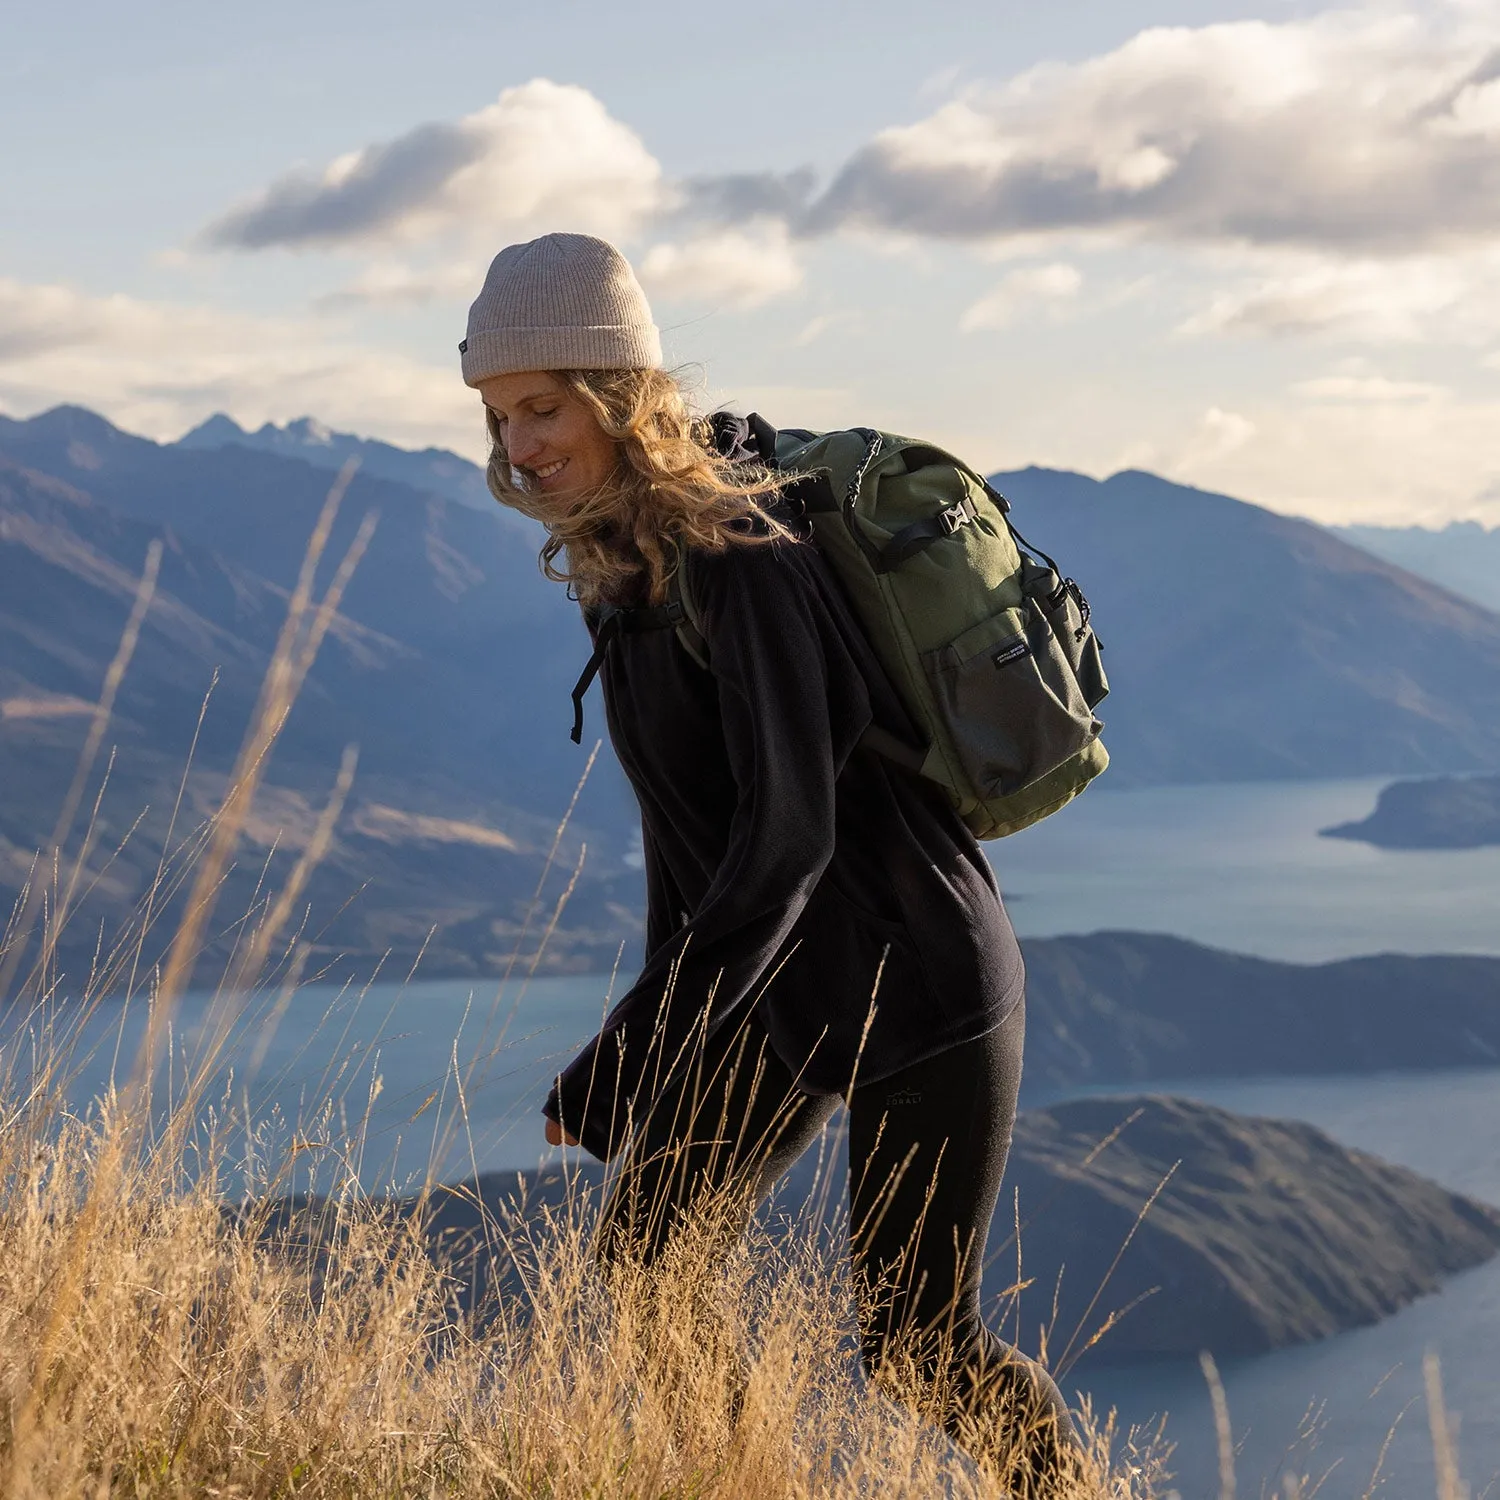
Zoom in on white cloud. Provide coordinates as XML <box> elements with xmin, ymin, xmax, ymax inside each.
<box><xmin>960</xmin><ymin>262</ymin><xmax>1081</xmax><ymax>331</ymax></box>
<box><xmin>1431</xmin><ymin>75</ymin><xmax>1500</xmax><ymax>138</ymax></box>
<box><xmin>1113</xmin><ymin>407</ymin><xmax>1255</xmax><ymax>484</ymax></box>
<box><xmin>199</xmin><ymin>81</ymin><xmax>817</xmax><ymax>316</ymax></box>
<box><xmin>197</xmin><ymin>13</ymin><xmax>1500</xmax><ymax>341</ymax></box>
<box><xmin>312</xmin><ymin>260</ymin><xmax>484</xmax><ymax>310</ymax></box>
<box><xmin>1292</xmin><ymin>375</ymin><xmax>1446</xmax><ymax>402</ymax></box>
<box><xmin>202</xmin><ymin>80</ymin><xmax>665</xmax><ymax>252</ymax></box>
<box><xmin>788</xmin><ymin>310</ymin><xmax>867</xmax><ymax>349</ymax></box>
<box><xmin>1182</xmin><ymin>406</ymin><xmax>1258</xmax><ymax>468</ymax></box>
<box><xmin>0</xmin><ymin>277</ymin><xmax>484</xmax><ymax>458</ymax></box>
<box><xmin>792</xmin><ymin>314</ymin><xmax>836</xmax><ymax>348</ymax></box>
<box><xmin>1177</xmin><ymin>253</ymin><xmax>1498</xmax><ymax>343</ymax></box>
<box><xmin>638</xmin><ymin>226</ymin><xmax>803</xmax><ymax>309</ymax></box>
<box><xmin>1125</xmin><ymin>390</ymin><xmax>1500</xmax><ymax>526</ymax></box>
<box><xmin>802</xmin><ymin>10</ymin><xmax>1500</xmax><ymax>255</ymax></box>
<box><xmin>195</xmin><ymin>11</ymin><xmax>1500</xmax><ymax>352</ymax></box>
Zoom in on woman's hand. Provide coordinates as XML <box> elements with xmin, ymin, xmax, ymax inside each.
<box><xmin>544</xmin><ymin>1117</ymin><xmax>579</xmax><ymax>1148</ymax></box>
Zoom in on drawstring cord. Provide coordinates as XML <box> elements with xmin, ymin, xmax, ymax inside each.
<box><xmin>570</xmin><ymin>609</ymin><xmax>622</xmax><ymax>743</ymax></box>
<box><xmin>569</xmin><ymin>596</ymin><xmax>687</xmax><ymax>742</ymax></box>
<box><xmin>1057</xmin><ymin>578</ymin><xmax>1091</xmax><ymax>640</ymax></box>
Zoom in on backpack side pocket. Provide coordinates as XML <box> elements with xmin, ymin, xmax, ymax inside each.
<box><xmin>921</xmin><ymin>606</ymin><xmax>1103</xmax><ymax>798</ymax></box>
<box><xmin>1038</xmin><ymin>580</ymin><xmax>1108</xmax><ymax>710</ymax></box>
<box><xmin>1019</xmin><ymin>557</ymin><xmax>1108</xmax><ymax>710</ymax></box>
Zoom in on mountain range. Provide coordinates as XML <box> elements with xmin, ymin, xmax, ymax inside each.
<box><xmin>173</xmin><ymin>414</ymin><xmax>1500</xmax><ymax>613</ymax></box>
<box><xmin>4</xmin><ymin>404</ymin><xmax>1500</xmax><ymax>984</ymax></box>
<box><xmin>1335</xmin><ymin>520</ymin><xmax>1500</xmax><ymax>614</ymax></box>
<box><xmin>176</xmin><ymin>413</ymin><xmax>496</xmax><ymax>512</ymax></box>
<box><xmin>0</xmin><ymin>406</ymin><xmax>635</xmax><ymax>986</ymax></box>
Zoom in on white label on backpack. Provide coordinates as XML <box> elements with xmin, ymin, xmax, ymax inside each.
<box><xmin>992</xmin><ymin>639</ymin><xmax>1031</xmax><ymax>669</ymax></box>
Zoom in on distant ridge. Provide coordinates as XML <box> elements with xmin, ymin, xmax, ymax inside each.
<box><xmin>1020</xmin><ymin>931</ymin><xmax>1500</xmax><ymax>1092</ymax></box>
<box><xmin>0</xmin><ymin>405</ymin><xmax>631</xmax><ymax>986</ymax></box>
<box><xmin>1334</xmin><ymin>519</ymin><xmax>1500</xmax><ymax>613</ymax></box>
<box><xmin>176</xmin><ymin>412</ymin><xmax>499</xmax><ymax>515</ymax></box>
<box><xmin>9</xmin><ymin>403</ymin><xmax>1500</xmax><ymax>795</ymax></box>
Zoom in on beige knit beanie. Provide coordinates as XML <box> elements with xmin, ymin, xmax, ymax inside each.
<box><xmin>460</xmin><ymin>233</ymin><xmax>662</xmax><ymax>387</ymax></box>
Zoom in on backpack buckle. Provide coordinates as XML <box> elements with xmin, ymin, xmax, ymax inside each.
<box><xmin>938</xmin><ymin>496</ymin><xmax>977</xmax><ymax>535</ymax></box>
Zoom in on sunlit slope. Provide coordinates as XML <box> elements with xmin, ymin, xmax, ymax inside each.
<box><xmin>0</xmin><ymin>420</ymin><xmax>639</xmax><ymax>983</ymax></box>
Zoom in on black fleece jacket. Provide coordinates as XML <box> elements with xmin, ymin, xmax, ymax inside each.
<box><xmin>544</xmin><ymin>430</ymin><xmax>1025</xmax><ymax>1161</ymax></box>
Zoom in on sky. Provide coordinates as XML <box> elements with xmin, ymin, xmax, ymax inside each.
<box><xmin>3</xmin><ymin>0</ymin><xmax>1499</xmax><ymax>525</ymax></box>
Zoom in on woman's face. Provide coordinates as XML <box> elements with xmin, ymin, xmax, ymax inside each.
<box><xmin>477</xmin><ymin>370</ymin><xmax>619</xmax><ymax>512</ymax></box>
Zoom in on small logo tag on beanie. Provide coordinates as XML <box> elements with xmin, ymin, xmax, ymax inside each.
<box><xmin>458</xmin><ymin>338</ymin><xmax>468</xmax><ymax>354</ymax></box>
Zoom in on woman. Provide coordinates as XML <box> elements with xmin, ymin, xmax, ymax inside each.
<box><xmin>461</xmin><ymin>232</ymin><xmax>1081</xmax><ymax>1493</ymax></box>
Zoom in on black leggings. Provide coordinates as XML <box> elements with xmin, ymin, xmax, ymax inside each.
<box><xmin>595</xmin><ymin>997</ymin><xmax>1080</xmax><ymax>1494</ymax></box>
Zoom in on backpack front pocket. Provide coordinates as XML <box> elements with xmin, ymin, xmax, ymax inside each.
<box><xmin>921</xmin><ymin>605</ymin><xmax>1103</xmax><ymax>797</ymax></box>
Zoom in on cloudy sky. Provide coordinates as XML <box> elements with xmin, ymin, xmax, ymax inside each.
<box><xmin>4</xmin><ymin>0</ymin><xmax>1499</xmax><ymax>524</ymax></box>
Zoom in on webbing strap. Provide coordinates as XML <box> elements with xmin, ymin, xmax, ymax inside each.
<box><xmin>879</xmin><ymin>492</ymin><xmax>980</xmax><ymax>571</ymax></box>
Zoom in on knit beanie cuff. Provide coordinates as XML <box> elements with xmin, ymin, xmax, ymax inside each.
<box><xmin>461</xmin><ymin>320</ymin><xmax>662</xmax><ymax>387</ymax></box>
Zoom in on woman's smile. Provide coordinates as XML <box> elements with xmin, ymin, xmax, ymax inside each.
<box><xmin>476</xmin><ymin>369</ymin><xmax>619</xmax><ymax>505</ymax></box>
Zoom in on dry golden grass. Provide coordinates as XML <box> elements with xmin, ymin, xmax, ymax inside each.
<box><xmin>0</xmin><ymin>1064</ymin><xmax>1177</xmax><ymax>1499</ymax></box>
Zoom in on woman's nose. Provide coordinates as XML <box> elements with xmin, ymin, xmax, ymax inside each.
<box><xmin>508</xmin><ymin>423</ymin><xmax>542</xmax><ymax>467</ymax></box>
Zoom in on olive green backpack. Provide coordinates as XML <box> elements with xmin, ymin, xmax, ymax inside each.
<box><xmin>574</xmin><ymin>420</ymin><xmax>1109</xmax><ymax>839</ymax></box>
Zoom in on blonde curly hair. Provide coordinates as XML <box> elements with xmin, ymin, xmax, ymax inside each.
<box><xmin>484</xmin><ymin>368</ymin><xmax>793</xmax><ymax>607</ymax></box>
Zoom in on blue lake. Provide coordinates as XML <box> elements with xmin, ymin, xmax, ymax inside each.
<box><xmin>998</xmin><ymin>774</ymin><xmax>1500</xmax><ymax>962</ymax></box>
<box><xmin>8</xmin><ymin>774</ymin><xmax>1500</xmax><ymax>1497</ymax></box>
<box><xmin>1077</xmin><ymin>1069</ymin><xmax>1500</xmax><ymax>1500</ymax></box>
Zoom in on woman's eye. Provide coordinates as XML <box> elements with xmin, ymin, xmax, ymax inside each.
<box><xmin>534</xmin><ymin>407</ymin><xmax>558</xmax><ymax>419</ymax></box>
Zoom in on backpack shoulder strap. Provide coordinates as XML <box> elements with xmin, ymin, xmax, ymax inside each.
<box><xmin>667</xmin><ymin>547</ymin><xmax>711</xmax><ymax>670</ymax></box>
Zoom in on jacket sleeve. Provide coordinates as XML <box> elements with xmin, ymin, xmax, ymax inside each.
<box><xmin>543</xmin><ymin>542</ymin><xmax>873</xmax><ymax>1160</ymax></box>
